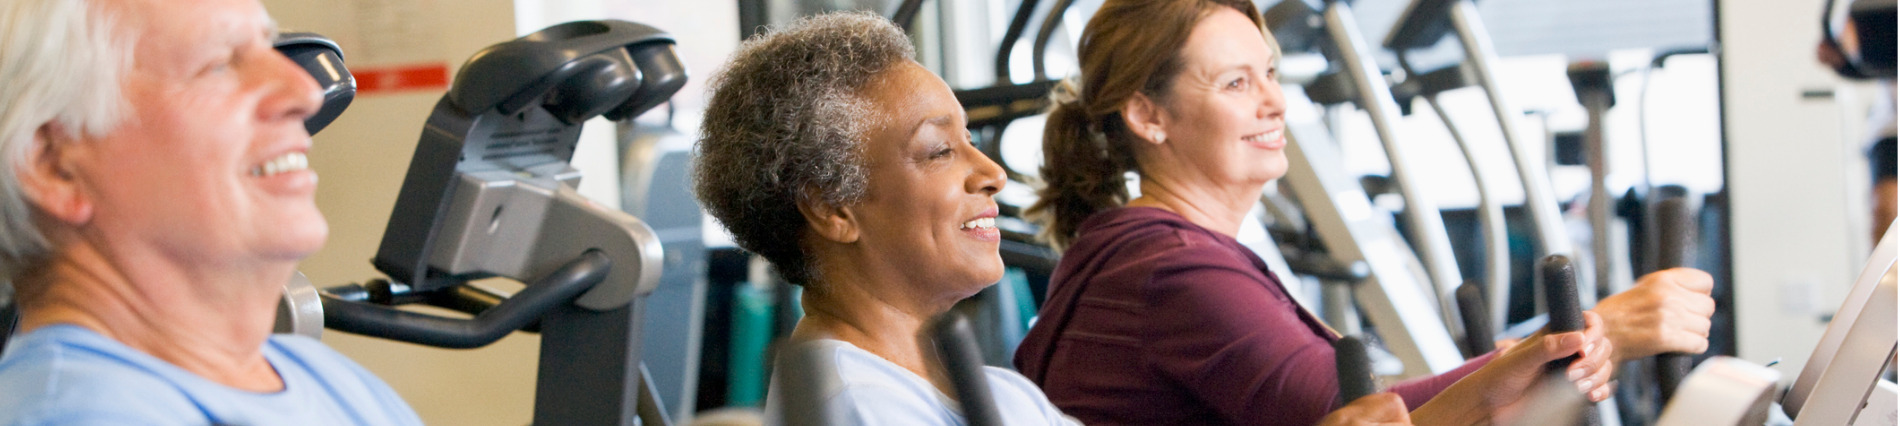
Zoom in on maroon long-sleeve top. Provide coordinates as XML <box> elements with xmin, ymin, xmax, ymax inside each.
<box><xmin>1014</xmin><ymin>207</ymin><xmax>1494</xmax><ymax>425</ymax></box>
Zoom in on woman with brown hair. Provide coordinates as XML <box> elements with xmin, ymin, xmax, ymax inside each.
<box><xmin>1009</xmin><ymin>0</ymin><xmax>1717</xmax><ymax>424</ymax></box>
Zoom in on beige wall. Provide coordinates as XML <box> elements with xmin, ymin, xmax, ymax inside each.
<box><xmin>261</xmin><ymin>1</ymin><xmax>540</xmax><ymax>424</ymax></box>
<box><xmin>261</xmin><ymin>0</ymin><xmax>738</xmax><ymax>424</ymax></box>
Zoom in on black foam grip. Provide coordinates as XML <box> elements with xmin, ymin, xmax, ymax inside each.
<box><xmin>930</xmin><ymin>312</ymin><xmax>1003</xmax><ymax>426</ymax></box>
<box><xmin>1654</xmin><ymin>196</ymin><xmax>1697</xmax><ymax>270</ymax></box>
<box><xmin>1335</xmin><ymin>336</ymin><xmax>1376</xmax><ymax>406</ymax></box>
<box><xmin>1652</xmin><ymin>196</ymin><xmax>1697</xmax><ymax>399</ymax></box>
<box><xmin>1456</xmin><ymin>281</ymin><xmax>1496</xmax><ymax>356</ymax></box>
<box><xmin>1542</xmin><ymin>254</ymin><xmax>1602</xmax><ymax>424</ymax></box>
<box><xmin>1541</xmin><ymin>254</ymin><xmax>1585</xmax><ymax>333</ymax></box>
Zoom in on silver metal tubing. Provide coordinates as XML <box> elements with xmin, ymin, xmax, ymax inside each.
<box><xmin>1448</xmin><ymin>0</ymin><xmax>1584</xmax><ymax>310</ymax></box>
<box><xmin>1578</xmin><ymin>88</ymin><xmax>1629</xmax><ymax>297</ymax></box>
<box><xmin>1324</xmin><ymin>2</ymin><xmax>1465</xmax><ymax>337</ymax></box>
<box><xmin>1423</xmin><ymin>93</ymin><xmax>1512</xmax><ymax>331</ymax></box>
<box><xmin>1282</xmin><ymin>117</ymin><xmax>1466</xmax><ymax>377</ymax></box>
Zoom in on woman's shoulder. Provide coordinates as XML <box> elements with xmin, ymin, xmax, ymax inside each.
<box><xmin>1047</xmin><ymin>207</ymin><xmax>1267</xmax><ymax>311</ymax></box>
<box><xmin>773</xmin><ymin>339</ymin><xmax>953</xmax><ymax>424</ymax></box>
<box><xmin>770</xmin><ymin>339</ymin><xmax>1075</xmax><ymax>426</ymax></box>
<box><xmin>981</xmin><ymin>366</ymin><xmax>1083</xmax><ymax>426</ymax></box>
<box><xmin>1071</xmin><ymin>207</ymin><xmax>1253</xmax><ymax>266</ymax></box>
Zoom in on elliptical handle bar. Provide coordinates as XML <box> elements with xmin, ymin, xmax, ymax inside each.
<box><xmin>1652</xmin><ymin>196</ymin><xmax>1698</xmax><ymax>400</ymax></box>
<box><xmin>322</xmin><ymin>250</ymin><xmax>610</xmax><ymax>349</ymax></box>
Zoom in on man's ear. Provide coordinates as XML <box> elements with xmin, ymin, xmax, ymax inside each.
<box><xmin>1121</xmin><ymin>92</ymin><xmax>1171</xmax><ymax>146</ymax></box>
<box><xmin>796</xmin><ymin>194</ymin><xmax>860</xmax><ymax>244</ymax></box>
<box><xmin>18</xmin><ymin>124</ymin><xmax>92</xmax><ymax>226</ymax></box>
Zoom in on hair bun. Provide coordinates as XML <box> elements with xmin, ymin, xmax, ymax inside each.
<box><xmin>1048</xmin><ymin>77</ymin><xmax>1087</xmax><ymax>109</ymax></box>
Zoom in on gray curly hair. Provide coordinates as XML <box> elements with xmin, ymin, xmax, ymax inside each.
<box><xmin>694</xmin><ymin>11</ymin><xmax>915</xmax><ymax>287</ymax></box>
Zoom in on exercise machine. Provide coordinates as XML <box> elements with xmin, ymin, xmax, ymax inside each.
<box><xmin>1316</xmin><ymin>0</ymin><xmax>1471</xmax><ymax>340</ymax></box>
<box><xmin>1263</xmin><ymin>0</ymin><xmax>1468</xmax><ymax>378</ymax></box>
<box><xmin>1566</xmin><ymin>61</ymin><xmax>1634</xmax><ymax>298</ymax></box>
<box><xmin>1383</xmin><ymin>0</ymin><xmax>1514</xmax><ymax>336</ymax></box>
<box><xmin>1781</xmin><ymin>219</ymin><xmax>1898</xmax><ymax>426</ymax></box>
<box><xmin>313</xmin><ymin>20</ymin><xmax>687</xmax><ymax>426</ymax></box>
<box><xmin>1651</xmin><ymin>220</ymin><xmax>1899</xmax><ymax>426</ymax></box>
<box><xmin>1381</xmin><ymin>0</ymin><xmax>1586</xmax><ymax>324</ymax></box>
<box><xmin>1276</xmin><ymin>92</ymin><xmax>1466</xmax><ymax>376</ymax></box>
<box><xmin>620</xmin><ymin>117</ymin><xmax>712</xmax><ymax>421</ymax></box>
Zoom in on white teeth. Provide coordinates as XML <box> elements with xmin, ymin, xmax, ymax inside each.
<box><xmin>251</xmin><ymin>152</ymin><xmax>309</xmax><ymax>177</ymax></box>
<box><xmin>960</xmin><ymin>217</ymin><xmax>996</xmax><ymax>230</ymax></box>
<box><xmin>1245</xmin><ymin>129</ymin><xmax>1283</xmax><ymax>144</ymax></box>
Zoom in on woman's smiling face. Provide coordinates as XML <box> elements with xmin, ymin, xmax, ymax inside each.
<box><xmin>844</xmin><ymin>60</ymin><xmax>1008</xmax><ymax>302</ymax></box>
<box><xmin>1151</xmin><ymin>7</ymin><xmax>1289</xmax><ymax>188</ymax></box>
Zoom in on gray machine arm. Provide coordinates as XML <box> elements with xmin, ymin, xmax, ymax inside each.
<box><xmin>1385</xmin><ymin>0</ymin><xmax>1584</xmax><ymax>323</ymax></box>
<box><xmin>1321</xmin><ymin>0</ymin><xmax>1468</xmax><ymax>340</ymax></box>
<box><xmin>1281</xmin><ymin>117</ymin><xmax>1465</xmax><ymax>376</ymax></box>
<box><xmin>311</xmin><ymin>20</ymin><xmax>687</xmax><ymax>426</ymax></box>
<box><xmin>366</xmin><ymin>20</ymin><xmax>681</xmax><ymax>313</ymax></box>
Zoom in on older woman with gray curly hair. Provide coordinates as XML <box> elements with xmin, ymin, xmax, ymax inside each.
<box><xmin>694</xmin><ymin>11</ymin><xmax>1076</xmax><ymax>425</ymax></box>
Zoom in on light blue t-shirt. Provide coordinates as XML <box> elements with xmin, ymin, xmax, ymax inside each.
<box><xmin>764</xmin><ymin>339</ymin><xmax>1079</xmax><ymax>426</ymax></box>
<box><xmin>0</xmin><ymin>325</ymin><xmax>422</xmax><ymax>425</ymax></box>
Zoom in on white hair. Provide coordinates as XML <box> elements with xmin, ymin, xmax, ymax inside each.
<box><xmin>0</xmin><ymin>0</ymin><xmax>132</xmax><ymax>276</ymax></box>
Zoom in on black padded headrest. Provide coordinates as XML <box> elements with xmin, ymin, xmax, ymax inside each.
<box><xmin>273</xmin><ymin>32</ymin><xmax>356</xmax><ymax>135</ymax></box>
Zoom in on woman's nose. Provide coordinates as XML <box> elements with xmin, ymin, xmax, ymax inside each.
<box><xmin>1259</xmin><ymin>78</ymin><xmax>1286</xmax><ymax>118</ymax></box>
<box><xmin>967</xmin><ymin>143</ymin><xmax>1006</xmax><ymax>196</ymax></box>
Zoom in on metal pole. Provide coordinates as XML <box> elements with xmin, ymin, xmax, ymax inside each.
<box><xmin>1424</xmin><ymin>94</ymin><xmax>1512</xmax><ymax>331</ymax></box>
<box><xmin>1448</xmin><ymin>0</ymin><xmax>1588</xmax><ymax>312</ymax></box>
<box><xmin>1324</xmin><ymin>2</ymin><xmax>1466</xmax><ymax>337</ymax></box>
<box><xmin>1578</xmin><ymin>88</ymin><xmax>1625</xmax><ymax>297</ymax></box>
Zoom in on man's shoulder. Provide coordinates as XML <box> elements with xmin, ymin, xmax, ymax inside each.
<box><xmin>0</xmin><ymin>327</ymin><xmax>199</xmax><ymax>424</ymax></box>
<box><xmin>266</xmin><ymin>334</ymin><xmax>394</xmax><ymax>386</ymax></box>
<box><xmin>265</xmin><ymin>334</ymin><xmax>357</xmax><ymax>368</ymax></box>
<box><xmin>265</xmin><ymin>334</ymin><xmax>421</xmax><ymax>421</ymax></box>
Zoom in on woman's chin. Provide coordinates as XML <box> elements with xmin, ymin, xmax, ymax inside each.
<box><xmin>978</xmin><ymin>257</ymin><xmax>1007</xmax><ymax>285</ymax></box>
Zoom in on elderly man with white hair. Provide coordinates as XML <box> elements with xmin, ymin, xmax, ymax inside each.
<box><xmin>0</xmin><ymin>0</ymin><xmax>421</xmax><ymax>423</ymax></box>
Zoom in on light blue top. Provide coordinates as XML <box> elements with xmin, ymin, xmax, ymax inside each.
<box><xmin>0</xmin><ymin>324</ymin><xmax>422</xmax><ymax>425</ymax></box>
<box><xmin>764</xmin><ymin>339</ymin><xmax>1079</xmax><ymax>426</ymax></box>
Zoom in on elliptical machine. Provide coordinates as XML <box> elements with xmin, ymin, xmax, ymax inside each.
<box><xmin>312</xmin><ymin>20</ymin><xmax>688</xmax><ymax>426</ymax></box>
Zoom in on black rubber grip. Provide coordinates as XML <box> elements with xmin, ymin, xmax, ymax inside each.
<box><xmin>1541</xmin><ymin>254</ymin><xmax>1600</xmax><ymax>424</ymax></box>
<box><xmin>1653</xmin><ymin>196</ymin><xmax>1697</xmax><ymax>270</ymax></box>
<box><xmin>1456</xmin><ymin>281</ymin><xmax>1496</xmax><ymax>356</ymax></box>
<box><xmin>1652</xmin><ymin>196</ymin><xmax>1697</xmax><ymax>400</ymax></box>
<box><xmin>930</xmin><ymin>312</ymin><xmax>1003</xmax><ymax>426</ymax></box>
<box><xmin>1335</xmin><ymin>336</ymin><xmax>1377</xmax><ymax>406</ymax></box>
<box><xmin>1540</xmin><ymin>254</ymin><xmax>1586</xmax><ymax>375</ymax></box>
<box><xmin>1542</xmin><ymin>254</ymin><xmax>1585</xmax><ymax>334</ymax></box>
